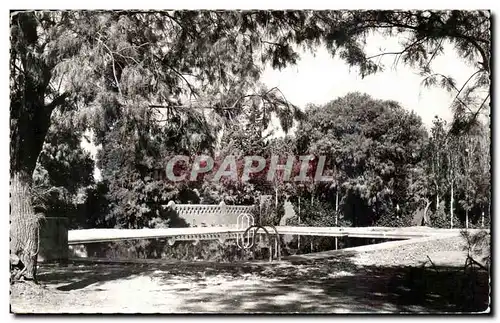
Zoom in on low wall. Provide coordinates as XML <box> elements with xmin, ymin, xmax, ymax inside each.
<box><xmin>38</xmin><ymin>217</ymin><xmax>68</xmax><ymax>263</ymax></box>
<box><xmin>168</xmin><ymin>202</ymin><xmax>255</xmax><ymax>228</ymax></box>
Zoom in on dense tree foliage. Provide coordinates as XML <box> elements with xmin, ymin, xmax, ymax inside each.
<box><xmin>10</xmin><ymin>10</ymin><xmax>490</xmax><ymax>279</ymax></box>
<box><xmin>32</xmin><ymin>111</ymin><xmax>95</xmax><ymax>219</ymax></box>
<box><xmin>296</xmin><ymin>92</ymin><xmax>429</xmax><ymax>226</ymax></box>
<box><xmin>294</xmin><ymin>94</ymin><xmax>490</xmax><ymax>228</ymax></box>
<box><xmin>10</xmin><ymin>11</ymin><xmax>319</xmax><ymax>278</ymax></box>
<box><xmin>425</xmin><ymin>117</ymin><xmax>490</xmax><ymax>228</ymax></box>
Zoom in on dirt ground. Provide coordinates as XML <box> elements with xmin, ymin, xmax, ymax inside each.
<box><xmin>10</xmin><ymin>236</ymin><xmax>490</xmax><ymax>314</ymax></box>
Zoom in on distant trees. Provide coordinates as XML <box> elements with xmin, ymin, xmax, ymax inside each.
<box><xmin>426</xmin><ymin>117</ymin><xmax>449</xmax><ymax>216</ymax></box>
<box><xmin>294</xmin><ymin>93</ymin><xmax>490</xmax><ymax>228</ymax></box>
<box><xmin>295</xmin><ymin>92</ymin><xmax>429</xmax><ymax>226</ymax></box>
<box><xmin>426</xmin><ymin>117</ymin><xmax>490</xmax><ymax>228</ymax></box>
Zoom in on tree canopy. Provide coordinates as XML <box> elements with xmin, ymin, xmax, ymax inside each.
<box><xmin>296</xmin><ymin>92</ymin><xmax>429</xmax><ymax>226</ymax></box>
<box><xmin>9</xmin><ymin>10</ymin><xmax>491</xmax><ymax>280</ymax></box>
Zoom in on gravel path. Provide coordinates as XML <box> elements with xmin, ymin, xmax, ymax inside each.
<box><xmin>353</xmin><ymin>236</ymin><xmax>468</xmax><ymax>267</ymax></box>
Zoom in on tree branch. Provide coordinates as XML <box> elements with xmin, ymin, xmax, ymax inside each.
<box><xmin>365</xmin><ymin>36</ymin><xmax>426</xmax><ymax>63</ymax></box>
<box><xmin>45</xmin><ymin>92</ymin><xmax>69</xmax><ymax>112</ymax></box>
<box><xmin>458</xmin><ymin>35</ymin><xmax>490</xmax><ymax>71</ymax></box>
<box><xmin>164</xmin><ymin>12</ymin><xmax>196</xmax><ymax>40</ymax></box>
<box><xmin>423</xmin><ymin>39</ymin><xmax>444</xmax><ymax>71</ymax></box>
<box><xmin>165</xmin><ymin>63</ymin><xmax>199</xmax><ymax>98</ymax></box>
<box><xmin>469</xmin><ymin>93</ymin><xmax>490</xmax><ymax>124</ymax></box>
<box><xmin>426</xmin><ymin>255</ymin><xmax>439</xmax><ymax>273</ymax></box>
<box><xmin>260</xmin><ymin>39</ymin><xmax>286</xmax><ymax>48</ymax></box>
<box><xmin>447</xmin><ymin>69</ymin><xmax>485</xmax><ymax>112</ymax></box>
<box><xmin>466</xmin><ymin>254</ymin><xmax>488</xmax><ymax>271</ymax></box>
<box><xmin>423</xmin><ymin>73</ymin><xmax>473</xmax><ymax>113</ymax></box>
<box><xmin>96</xmin><ymin>37</ymin><xmax>123</xmax><ymax>97</ymax></box>
<box><xmin>360</xmin><ymin>17</ymin><xmax>490</xmax><ymax>71</ymax></box>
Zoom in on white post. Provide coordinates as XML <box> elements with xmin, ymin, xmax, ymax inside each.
<box><xmin>335</xmin><ymin>188</ymin><xmax>339</xmax><ymax>250</ymax></box>
<box><xmin>219</xmin><ymin>200</ymin><xmax>227</xmax><ymax>227</ymax></box>
<box><xmin>274</xmin><ymin>238</ymin><xmax>277</xmax><ymax>258</ymax></box>
<box><xmin>298</xmin><ymin>197</ymin><xmax>301</xmax><ymax>251</ymax></box>
<box><xmin>167</xmin><ymin>200</ymin><xmax>176</xmax><ymax>209</ymax></box>
<box><xmin>450</xmin><ymin>183</ymin><xmax>454</xmax><ymax>229</ymax></box>
<box><xmin>259</xmin><ymin>196</ymin><xmax>262</xmax><ymax>226</ymax></box>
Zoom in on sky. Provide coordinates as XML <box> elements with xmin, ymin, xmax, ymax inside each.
<box><xmin>260</xmin><ymin>33</ymin><xmax>478</xmax><ymax>131</ymax></box>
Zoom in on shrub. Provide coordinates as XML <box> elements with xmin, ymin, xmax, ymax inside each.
<box><xmin>375</xmin><ymin>214</ymin><xmax>410</xmax><ymax>227</ymax></box>
<box><xmin>428</xmin><ymin>204</ymin><xmax>462</xmax><ymax>229</ymax></box>
<box><xmin>252</xmin><ymin>198</ymin><xmax>285</xmax><ymax>226</ymax></box>
<box><xmin>287</xmin><ymin>199</ymin><xmax>350</xmax><ymax>227</ymax></box>
<box><xmin>460</xmin><ymin>229</ymin><xmax>490</xmax><ymax>269</ymax></box>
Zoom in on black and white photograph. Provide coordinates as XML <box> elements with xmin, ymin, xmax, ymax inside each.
<box><xmin>8</xmin><ymin>7</ymin><xmax>492</xmax><ymax>314</ymax></box>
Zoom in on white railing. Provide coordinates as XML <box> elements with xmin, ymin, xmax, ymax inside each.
<box><xmin>236</xmin><ymin>213</ymin><xmax>255</xmax><ymax>249</ymax></box>
<box><xmin>166</xmin><ymin>201</ymin><xmax>254</xmax><ymax>229</ymax></box>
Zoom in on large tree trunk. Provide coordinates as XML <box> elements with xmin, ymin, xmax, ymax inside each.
<box><xmin>10</xmin><ymin>98</ymin><xmax>60</xmax><ymax>281</ymax></box>
<box><xmin>10</xmin><ymin>12</ymin><xmax>67</xmax><ymax>281</ymax></box>
<box><xmin>10</xmin><ymin>109</ymin><xmax>49</xmax><ymax>281</ymax></box>
<box><xmin>10</xmin><ymin>171</ymin><xmax>40</xmax><ymax>281</ymax></box>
